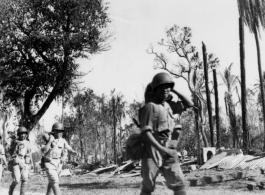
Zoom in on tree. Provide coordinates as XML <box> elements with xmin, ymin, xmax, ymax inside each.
<box><xmin>237</xmin><ymin>0</ymin><xmax>265</xmax><ymax>151</ymax></box>
<box><xmin>210</xmin><ymin>56</ymin><xmax>221</xmax><ymax>148</ymax></box>
<box><xmin>220</xmin><ymin>64</ymin><xmax>240</xmax><ymax>148</ymax></box>
<box><xmin>0</xmin><ymin>0</ymin><xmax>111</xmax><ymax>131</ymax></box>
<box><xmin>202</xmin><ymin>42</ymin><xmax>214</xmax><ymax>147</ymax></box>
<box><xmin>109</xmin><ymin>92</ymin><xmax>126</xmax><ymax>164</ymax></box>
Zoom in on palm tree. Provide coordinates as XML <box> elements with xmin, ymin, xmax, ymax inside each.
<box><xmin>220</xmin><ymin>64</ymin><xmax>239</xmax><ymax>148</ymax></box>
<box><xmin>237</xmin><ymin>0</ymin><xmax>265</xmax><ymax>151</ymax></box>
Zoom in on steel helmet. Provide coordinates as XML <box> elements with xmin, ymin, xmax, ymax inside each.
<box><xmin>17</xmin><ymin>127</ymin><xmax>28</xmax><ymax>134</ymax></box>
<box><xmin>151</xmin><ymin>72</ymin><xmax>175</xmax><ymax>90</ymax></box>
<box><xmin>52</xmin><ymin>122</ymin><xmax>64</xmax><ymax>131</ymax></box>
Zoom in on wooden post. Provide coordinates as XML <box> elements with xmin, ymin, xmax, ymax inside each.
<box><xmin>202</xmin><ymin>42</ymin><xmax>214</xmax><ymax>147</ymax></box>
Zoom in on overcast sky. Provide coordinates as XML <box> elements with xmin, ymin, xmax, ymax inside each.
<box><xmin>41</xmin><ymin>0</ymin><xmax>265</xmax><ymax>131</ymax></box>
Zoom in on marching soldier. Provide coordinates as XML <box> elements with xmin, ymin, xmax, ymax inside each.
<box><xmin>139</xmin><ymin>72</ymin><xmax>193</xmax><ymax>195</ymax></box>
<box><xmin>42</xmin><ymin>122</ymin><xmax>77</xmax><ymax>195</ymax></box>
<box><xmin>8</xmin><ymin>127</ymin><xmax>32</xmax><ymax>195</ymax></box>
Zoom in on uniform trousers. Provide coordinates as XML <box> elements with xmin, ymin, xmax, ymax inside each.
<box><xmin>9</xmin><ymin>157</ymin><xmax>29</xmax><ymax>195</ymax></box>
<box><xmin>12</xmin><ymin>157</ymin><xmax>29</xmax><ymax>184</ymax></box>
<box><xmin>45</xmin><ymin>159</ymin><xmax>61</xmax><ymax>195</ymax></box>
<box><xmin>140</xmin><ymin>150</ymin><xmax>185</xmax><ymax>195</ymax></box>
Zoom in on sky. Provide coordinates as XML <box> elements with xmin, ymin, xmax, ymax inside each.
<box><xmin>41</xmin><ymin>0</ymin><xmax>265</xmax><ymax>131</ymax></box>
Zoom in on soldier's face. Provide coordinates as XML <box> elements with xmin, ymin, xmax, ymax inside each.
<box><xmin>18</xmin><ymin>133</ymin><xmax>27</xmax><ymax>140</ymax></box>
<box><xmin>154</xmin><ymin>84</ymin><xmax>172</xmax><ymax>100</ymax></box>
<box><xmin>54</xmin><ymin>130</ymin><xmax>63</xmax><ymax>139</ymax></box>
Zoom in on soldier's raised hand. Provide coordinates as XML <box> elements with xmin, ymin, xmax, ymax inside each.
<box><xmin>49</xmin><ymin>134</ymin><xmax>55</xmax><ymax>142</ymax></box>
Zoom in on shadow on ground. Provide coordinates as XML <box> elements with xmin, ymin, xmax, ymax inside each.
<box><xmin>60</xmin><ymin>180</ymin><xmax>140</xmax><ymax>190</ymax></box>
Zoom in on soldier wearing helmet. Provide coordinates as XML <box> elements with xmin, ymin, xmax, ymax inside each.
<box><xmin>42</xmin><ymin>122</ymin><xmax>77</xmax><ymax>195</ymax></box>
<box><xmin>139</xmin><ymin>72</ymin><xmax>193</xmax><ymax>195</ymax></box>
<box><xmin>8</xmin><ymin>127</ymin><xmax>32</xmax><ymax>195</ymax></box>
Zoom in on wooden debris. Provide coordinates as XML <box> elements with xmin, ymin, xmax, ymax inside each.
<box><xmin>108</xmin><ymin>160</ymin><xmax>135</xmax><ymax>177</ymax></box>
<box><xmin>91</xmin><ymin>165</ymin><xmax>117</xmax><ymax>174</ymax></box>
<box><xmin>180</xmin><ymin>159</ymin><xmax>197</xmax><ymax>166</ymax></box>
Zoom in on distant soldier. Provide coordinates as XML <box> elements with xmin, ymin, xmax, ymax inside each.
<box><xmin>8</xmin><ymin>127</ymin><xmax>32</xmax><ymax>195</ymax></box>
<box><xmin>0</xmin><ymin>135</ymin><xmax>7</xmax><ymax>181</ymax></box>
<box><xmin>139</xmin><ymin>72</ymin><xmax>193</xmax><ymax>195</ymax></box>
<box><xmin>42</xmin><ymin>122</ymin><xmax>77</xmax><ymax>195</ymax></box>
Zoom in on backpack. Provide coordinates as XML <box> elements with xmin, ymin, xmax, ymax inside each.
<box><xmin>126</xmin><ymin>108</ymin><xmax>145</xmax><ymax>161</ymax></box>
<box><xmin>126</xmin><ymin>133</ymin><xmax>144</xmax><ymax>161</ymax></box>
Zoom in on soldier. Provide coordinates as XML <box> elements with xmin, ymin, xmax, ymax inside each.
<box><xmin>42</xmin><ymin>122</ymin><xmax>77</xmax><ymax>195</ymax></box>
<box><xmin>8</xmin><ymin>127</ymin><xmax>32</xmax><ymax>195</ymax></box>
<box><xmin>139</xmin><ymin>72</ymin><xmax>193</xmax><ymax>195</ymax></box>
<box><xmin>0</xmin><ymin>135</ymin><xmax>7</xmax><ymax>181</ymax></box>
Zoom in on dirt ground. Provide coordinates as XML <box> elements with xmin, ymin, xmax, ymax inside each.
<box><xmin>1</xmin><ymin>169</ymin><xmax>265</xmax><ymax>195</ymax></box>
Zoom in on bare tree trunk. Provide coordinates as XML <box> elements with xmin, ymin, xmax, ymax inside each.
<box><xmin>194</xmin><ymin>107</ymin><xmax>202</xmax><ymax>165</ymax></box>
<box><xmin>104</xmin><ymin>126</ymin><xmax>108</xmax><ymax>164</ymax></box>
<box><xmin>252</xmin><ymin>27</ymin><xmax>265</xmax><ymax>151</ymax></box>
<box><xmin>112</xmin><ymin>97</ymin><xmax>117</xmax><ymax>164</ymax></box>
<box><xmin>79</xmin><ymin>138</ymin><xmax>84</xmax><ymax>160</ymax></box>
<box><xmin>200</xmin><ymin>113</ymin><xmax>209</xmax><ymax>147</ymax></box>
<box><xmin>239</xmin><ymin>17</ymin><xmax>248</xmax><ymax>154</ymax></box>
<box><xmin>202</xmin><ymin>42</ymin><xmax>214</xmax><ymax>147</ymax></box>
<box><xmin>213</xmin><ymin>69</ymin><xmax>220</xmax><ymax>148</ymax></box>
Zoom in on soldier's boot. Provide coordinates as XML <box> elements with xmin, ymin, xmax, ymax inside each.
<box><xmin>9</xmin><ymin>181</ymin><xmax>17</xmax><ymax>195</ymax></box>
<box><xmin>46</xmin><ymin>183</ymin><xmax>53</xmax><ymax>195</ymax></box>
<box><xmin>52</xmin><ymin>183</ymin><xmax>61</xmax><ymax>195</ymax></box>
<box><xmin>20</xmin><ymin>181</ymin><xmax>27</xmax><ymax>195</ymax></box>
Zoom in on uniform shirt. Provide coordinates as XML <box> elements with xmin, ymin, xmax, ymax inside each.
<box><xmin>139</xmin><ymin>98</ymin><xmax>187</xmax><ymax>167</ymax></box>
<box><xmin>13</xmin><ymin>140</ymin><xmax>31</xmax><ymax>157</ymax></box>
<box><xmin>44</xmin><ymin>138</ymin><xmax>71</xmax><ymax>160</ymax></box>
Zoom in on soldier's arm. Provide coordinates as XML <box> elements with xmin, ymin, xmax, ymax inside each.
<box><xmin>64</xmin><ymin>141</ymin><xmax>77</xmax><ymax>155</ymax></box>
<box><xmin>42</xmin><ymin>134</ymin><xmax>54</xmax><ymax>154</ymax></box>
<box><xmin>143</xmin><ymin>131</ymin><xmax>167</xmax><ymax>154</ymax></box>
<box><xmin>172</xmin><ymin>88</ymin><xmax>194</xmax><ymax>108</ymax></box>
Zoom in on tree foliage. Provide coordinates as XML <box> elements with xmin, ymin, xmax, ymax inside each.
<box><xmin>0</xmin><ymin>0</ymin><xmax>111</xmax><ymax>130</ymax></box>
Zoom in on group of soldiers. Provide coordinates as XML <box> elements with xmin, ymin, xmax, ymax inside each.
<box><xmin>0</xmin><ymin>71</ymin><xmax>193</xmax><ymax>195</ymax></box>
<box><xmin>0</xmin><ymin>122</ymin><xmax>77</xmax><ymax>195</ymax></box>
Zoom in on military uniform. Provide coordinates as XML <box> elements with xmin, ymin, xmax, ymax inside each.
<box><xmin>9</xmin><ymin>139</ymin><xmax>31</xmax><ymax>195</ymax></box>
<box><xmin>139</xmin><ymin>98</ymin><xmax>187</xmax><ymax>195</ymax></box>
<box><xmin>139</xmin><ymin>72</ymin><xmax>189</xmax><ymax>195</ymax></box>
<box><xmin>43</xmin><ymin>137</ymin><xmax>72</xmax><ymax>195</ymax></box>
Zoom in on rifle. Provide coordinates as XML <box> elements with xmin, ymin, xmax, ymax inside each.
<box><xmin>132</xmin><ymin>118</ymin><xmax>140</xmax><ymax>128</ymax></box>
